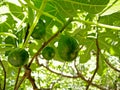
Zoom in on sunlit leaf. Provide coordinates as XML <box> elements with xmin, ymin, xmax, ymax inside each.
<box><xmin>0</xmin><ymin>32</ymin><xmax>18</xmax><ymax>39</ymax></box>
<box><xmin>109</xmin><ymin>46</ymin><xmax>120</xmax><ymax>56</ymax></box>
<box><xmin>99</xmin><ymin>12</ymin><xmax>120</xmax><ymax>26</ymax></box>
<box><xmin>0</xmin><ymin>14</ymin><xmax>15</xmax><ymax>32</ymax></box>
<box><xmin>28</xmin><ymin>6</ymin><xmax>34</xmax><ymax>25</ymax></box>
<box><xmin>79</xmin><ymin>40</ymin><xmax>95</xmax><ymax>63</ymax></box>
<box><xmin>7</xmin><ymin>2</ymin><xmax>24</xmax><ymax>19</ymax></box>
<box><xmin>51</xmin><ymin>0</ymin><xmax>109</xmax><ymax>17</ymax></box>
<box><xmin>101</xmin><ymin>0</ymin><xmax>120</xmax><ymax>16</ymax></box>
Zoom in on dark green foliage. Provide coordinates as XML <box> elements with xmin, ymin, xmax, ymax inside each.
<box><xmin>5</xmin><ymin>36</ymin><xmax>17</xmax><ymax>46</ymax></box>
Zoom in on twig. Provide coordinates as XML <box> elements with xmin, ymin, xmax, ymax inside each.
<box><xmin>15</xmin><ymin>73</ymin><xmax>26</xmax><ymax>90</ymax></box>
<box><xmin>105</xmin><ymin>59</ymin><xmax>120</xmax><ymax>73</ymax></box>
<box><xmin>36</xmin><ymin>60</ymin><xmax>106</xmax><ymax>90</ymax></box>
<box><xmin>0</xmin><ymin>59</ymin><xmax>6</xmax><ymax>90</ymax></box>
<box><xmin>74</xmin><ymin>59</ymin><xmax>80</xmax><ymax>74</ymax></box>
<box><xmin>14</xmin><ymin>67</ymin><xmax>21</xmax><ymax>90</ymax></box>
<box><xmin>86</xmin><ymin>38</ymin><xmax>100</xmax><ymax>90</ymax></box>
<box><xmin>26</xmin><ymin>69</ymin><xmax>38</xmax><ymax>90</ymax></box>
<box><xmin>15</xmin><ymin>65</ymin><xmax>39</xmax><ymax>90</ymax></box>
<box><xmin>28</xmin><ymin>17</ymin><xmax>73</xmax><ymax>67</ymax></box>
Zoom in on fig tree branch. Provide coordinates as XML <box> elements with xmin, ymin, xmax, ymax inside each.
<box><xmin>25</xmin><ymin>67</ymin><xmax>38</xmax><ymax>90</ymax></box>
<box><xmin>14</xmin><ymin>67</ymin><xmax>21</xmax><ymax>90</ymax></box>
<box><xmin>36</xmin><ymin>59</ymin><xmax>106</xmax><ymax>90</ymax></box>
<box><xmin>86</xmin><ymin>38</ymin><xmax>100</xmax><ymax>90</ymax></box>
<box><xmin>15</xmin><ymin>65</ymin><xmax>39</xmax><ymax>90</ymax></box>
<box><xmin>0</xmin><ymin>59</ymin><xmax>6</xmax><ymax>90</ymax></box>
<box><xmin>73</xmin><ymin>59</ymin><xmax>106</xmax><ymax>90</ymax></box>
<box><xmin>15</xmin><ymin>72</ymin><xmax>26</xmax><ymax>90</ymax></box>
<box><xmin>105</xmin><ymin>59</ymin><xmax>120</xmax><ymax>73</ymax></box>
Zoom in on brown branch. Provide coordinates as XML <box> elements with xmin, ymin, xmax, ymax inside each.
<box><xmin>0</xmin><ymin>59</ymin><xmax>6</xmax><ymax>90</ymax></box>
<box><xmin>15</xmin><ymin>72</ymin><xmax>26</xmax><ymax>90</ymax></box>
<box><xmin>14</xmin><ymin>67</ymin><xmax>21</xmax><ymax>90</ymax></box>
<box><xmin>28</xmin><ymin>17</ymin><xmax>73</xmax><ymax>67</ymax></box>
<box><xmin>105</xmin><ymin>59</ymin><xmax>120</xmax><ymax>73</ymax></box>
<box><xmin>24</xmin><ymin>65</ymin><xmax>39</xmax><ymax>90</ymax></box>
<box><xmin>36</xmin><ymin>59</ymin><xmax>106</xmax><ymax>90</ymax></box>
<box><xmin>74</xmin><ymin>59</ymin><xmax>81</xmax><ymax>73</ymax></box>
<box><xmin>47</xmin><ymin>65</ymin><xmax>106</xmax><ymax>90</ymax></box>
<box><xmin>74</xmin><ymin>59</ymin><xmax>106</xmax><ymax>90</ymax></box>
<box><xmin>27</xmin><ymin>71</ymin><xmax>38</xmax><ymax>89</ymax></box>
<box><xmin>15</xmin><ymin>65</ymin><xmax>39</xmax><ymax>90</ymax></box>
<box><xmin>86</xmin><ymin>38</ymin><xmax>100</xmax><ymax>90</ymax></box>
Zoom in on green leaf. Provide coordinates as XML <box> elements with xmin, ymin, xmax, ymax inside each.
<box><xmin>28</xmin><ymin>6</ymin><xmax>34</xmax><ymax>25</ymax></box>
<box><xmin>0</xmin><ymin>46</ymin><xmax>13</xmax><ymax>52</ymax></box>
<box><xmin>51</xmin><ymin>0</ymin><xmax>79</xmax><ymax>17</ymax></box>
<box><xmin>53</xmin><ymin>43</ymin><xmax>64</xmax><ymax>62</ymax></box>
<box><xmin>99</xmin><ymin>39</ymin><xmax>111</xmax><ymax>51</ymax></box>
<box><xmin>31</xmin><ymin>0</ymin><xmax>42</xmax><ymax>8</ymax></box>
<box><xmin>41</xmin><ymin>2</ymin><xmax>65</xmax><ymax>30</ymax></box>
<box><xmin>97</xmin><ymin>54</ymin><xmax>107</xmax><ymax>76</ymax></box>
<box><xmin>0</xmin><ymin>0</ymin><xmax>120</xmax><ymax>89</ymax></box>
<box><xmin>0</xmin><ymin>32</ymin><xmax>18</xmax><ymax>39</ymax></box>
<box><xmin>2</xmin><ymin>60</ymin><xmax>18</xmax><ymax>77</ymax></box>
<box><xmin>101</xmin><ymin>0</ymin><xmax>120</xmax><ymax>16</ymax></box>
<box><xmin>79</xmin><ymin>40</ymin><xmax>95</xmax><ymax>63</ymax></box>
<box><xmin>0</xmin><ymin>14</ymin><xmax>15</xmax><ymax>32</ymax></box>
<box><xmin>28</xmin><ymin>40</ymin><xmax>43</xmax><ymax>56</ymax></box>
<box><xmin>4</xmin><ymin>36</ymin><xmax>17</xmax><ymax>47</ymax></box>
<box><xmin>30</xmin><ymin>63</ymin><xmax>37</xmax><ymax>71</ymax></box>
<box><xmin>16</xmin><ymin>27</ymin><xmax>26</xmax><ymax>44</ymax></box>
<box><xmin>51</xmin><ymin>0</ymin><xmax>109</xmax><ymax>17</ymax></box>
<box><xmin>7</xmin><ymin>2</ymin><xmax>24</xmax><ymax>19</ymax></box>
<box><xmin>80</xmin><ymin>0</ymin><xmax>110</xmax><ymax>14</ymax></box>
<box><xmin>79</xmin><ymin>50</ymin><xmax>91</xmax><ymax>63</ymax></box>
<box><xmin>99</xmin><ymin>12</ymin><xmax>120</xmax><ymax>26</ymax></box>
<box><xmin>0</xmin><ymin>36</ymin><xmax>2</xmax><ymax>43</ymax></box>
<box><xmin>109</xmin><ymin>45</ymin><xmax>120</xmax><ymax>56</ymax></box>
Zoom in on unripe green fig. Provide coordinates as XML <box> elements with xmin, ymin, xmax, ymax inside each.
<box><xmin>42</xmin><ymin>46</ymin><xmax>55</xmax><ymax>60</ymax></box>
<box><xmin>8</xmin><ymin>48</ymin><xmax>29</xmax><ymax>67</ymax></box>
<box><xmin>58</xmin><ymin>35</ymin><xmax>79</xmax><ymax>62</ymax></box>
<box><xmin>31</xmin><ymin>19</ymin><xmax>46</xmax><ymax>40</ymax></box>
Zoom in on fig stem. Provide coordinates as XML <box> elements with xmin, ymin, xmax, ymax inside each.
<box><xmin>23</xmin><ymin>0</ymin><xmax>48</xmax><ymax>48</ymax></box>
